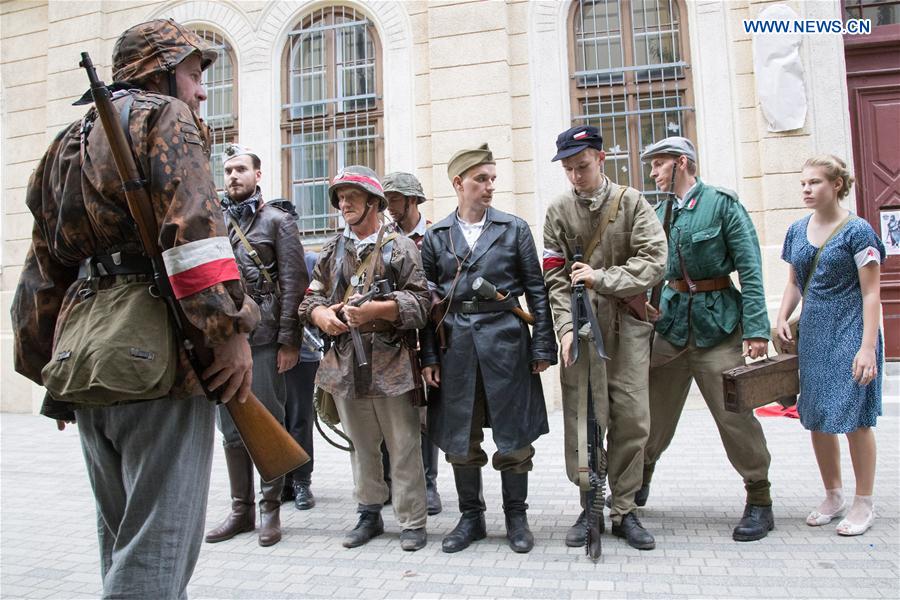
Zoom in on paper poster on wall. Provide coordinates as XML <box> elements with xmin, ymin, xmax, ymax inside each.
<box><xmin>881</xmin><ymin>210</ymin><xmax>900</xmax><ymax>256</ymax></box>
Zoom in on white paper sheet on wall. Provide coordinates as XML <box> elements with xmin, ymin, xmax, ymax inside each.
<box><xmin>752</xmin><ymin>4</ymin><xmax>808</xmax><ymax>132</ymax></box>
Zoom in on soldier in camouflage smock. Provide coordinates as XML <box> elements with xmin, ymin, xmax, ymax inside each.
<box><xmin>11</xmin><ymin>19</ymin><xmax>257</xmax><ymax>598</ymax></box>
<box><xmin>298</xmin><ymin>166</ymin><xmax>431</xmax><ymax>552</ymax></box>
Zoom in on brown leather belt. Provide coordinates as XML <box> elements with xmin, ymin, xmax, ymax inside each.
<box><xmin>669</xmin><ymin>276</ymin><xmax>731</xmax><ymax>293</ymax></box>
<box><xmin>357</xmin><ymin>320</ymin><xmax>393</xmax><ymax>334</ymax></box>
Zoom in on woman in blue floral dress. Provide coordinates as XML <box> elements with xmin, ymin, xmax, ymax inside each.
<box><xmin>776</xmin><ymin>155</ymin><xmax>884</xmax><ymax>536</ymax></box>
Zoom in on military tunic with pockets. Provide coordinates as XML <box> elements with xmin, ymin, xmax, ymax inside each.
<box><xmin>543</xmin><ymin>177</ymin><xmax>667</xmax><ymax>523</ymax></box>
<box><xmin>643</xmin><ymin>178</ymin><xmax>773</xmax><ymax>505</ymax></box>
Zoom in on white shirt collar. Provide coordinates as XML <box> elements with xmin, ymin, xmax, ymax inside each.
<box><xmin>343</xmin><ymin>225</ymin><xmax>379</xmax><ymax>248</ymax></box>
<box><xmin>408</xmin><ymin>212</ymin><xmax>428</xmax><ymax>238</ymax></box>
<box><xmin>455</xmin><ymin>210</ymin><xmax>487</xmax><ymax>249</ymax></box>
<box><xmin>676</xmin><ymin>181</ymin><xmax>700</xmax><ymax>209</ymax></box>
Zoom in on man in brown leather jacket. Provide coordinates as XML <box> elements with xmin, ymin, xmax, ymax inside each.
<box><xmin>205</xmin><ymin>144</ymin><xmax>308</xmax><ymax>547</ymax></box>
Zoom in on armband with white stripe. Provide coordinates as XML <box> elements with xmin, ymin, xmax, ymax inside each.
<box><xmin>162</xmin><ymin>237</ymin><xmax>240</xmax><ymax>299</ymax></box>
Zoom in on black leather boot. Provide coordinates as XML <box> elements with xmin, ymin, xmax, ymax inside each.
<box><xmin>293</xmin><ymin>481</ymin><xmax>315</xmax><ymax>510</ymax></box>
<box><xmin>611</xmin><ymin>512</ymin><xmax>656</xmax><ymax>550</ymax></box>
<box><xmin>205</xmin><ymin>445</ymin><xmax>255</xmax><ymax>543</ymax></box>
<box><xmin>565</xmin><ymin>510</ymin><xmax>587</xmax><ymax>547</ymax></box>
<box><xmin>258</xmin><ymin>477</ymin><xmax>283</xmax><ymax>547</ymax></box>
<box><xmin>501</xmin><ymin>471</ymin><xmax>534</xmax><ymax>553</ymax></box>
<box><xmin>343</xmin><ymin>510</ymin><xmax>385</xmax><ymax>548</ymax></box>
<box><xmin>423</xmin><ymin>438</ymin><xmax>442</xmax><ymax>516</ymax></box>
<box><xmin>732</xmin><ymin>504</ymin><xmax>774</xmax><ymax>541</ymax></box>
<box><xmin>442</xmin><ymin>467</ymin><xmax>486</xmax><ymax>553</ymax></box>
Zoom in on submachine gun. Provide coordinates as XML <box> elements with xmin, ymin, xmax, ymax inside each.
<box><xmin>345</xmin><ymin>277</ymin><xmax>394</xmax><ymax>367</ymax></box>
<box><xmin>570</xmin><ymin>245</ymin><xmax>609</xmax><ymax>561</ymax></box>
<box><xmin>79</xmin><ymin>53</ymin><xmax>308</xmax><ymax>483</ymax></box>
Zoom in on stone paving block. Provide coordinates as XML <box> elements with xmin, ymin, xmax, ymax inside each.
<box><xmin>3</xmin><ymin>411</ymin><xmax>898</xmax><ymax>600</ymax></box>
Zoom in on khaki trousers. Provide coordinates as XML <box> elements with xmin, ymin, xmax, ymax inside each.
<box><xmin>561</xmin><ymin>333</ymin><xmax>651</xmax><ymax>525</ymax></box>
<box><xmin>645</xmin><ymin>328</ymin><xmax>772</xmax><ymax>505</ymax></box>
<box><xmin>446</xmin><ymin>369</ymin><xmax>535</xmax><ymax>473</ymax></box>
<box><xmin>334</xmin><ymin>391</ymin><xmax>427</xmax><ymax>530</ymax></box>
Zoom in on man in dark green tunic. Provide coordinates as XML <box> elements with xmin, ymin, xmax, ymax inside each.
<box><xmin>640</xmin><ymin>136</ymin><xmax>775</xmax><ymax>542</ymax></box>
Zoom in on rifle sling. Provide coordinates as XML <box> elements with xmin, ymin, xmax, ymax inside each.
<box><xmin>583</xmin><ymin>186</ymin><xmax>627</xmax><ymax>262</ymax></box>
<box><xmin>341</xmin><ymin>228</ymin><xmax>397</xmax><ymax>303</ymax></box>
<box><xmin>227</xmin><ymin>215</ymin><xmax>276</xmax><ymax>287</ymax></box>
<box><xmin>576</xmin><ymin>354</ymin><xmax>591</xmax><ymax>491</ymax></box>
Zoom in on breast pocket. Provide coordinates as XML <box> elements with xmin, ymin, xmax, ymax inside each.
<box><xmin>690</xmin><ymin>224</ymin><xmax>726</xmax><ymax>270</ymax></box>
<box><xmin>611</xmin><ymin>232</ymin><xmax>632</xmax><ymax>266</ymax></box>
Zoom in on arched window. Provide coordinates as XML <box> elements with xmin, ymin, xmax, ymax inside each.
<box><xmin>569</xmin><ymin>0</ymin><xmax>694</xmax><ymax>203</ymax></box>
<box><xmin>281</xmin><ymin>5</ymin><xmax>383</xmax><ymax>237</ymax></box>
<box><xmin>193</xmin><ymin>28</ymin><xmax>237</xmax><ymax>192</ymax></box>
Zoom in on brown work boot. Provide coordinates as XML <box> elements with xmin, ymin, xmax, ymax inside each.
<box><xmin>205</xmin><ymin>445</ymin><xmax>255</xmax><ymax>543</ymax></box>
<box><xmin>258</xmin><ymin>477</ymin><xmax>284</xmax><ymax>547</ymax></box>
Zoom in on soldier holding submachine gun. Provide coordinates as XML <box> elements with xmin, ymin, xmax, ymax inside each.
<box><xmin>542</xmin><ymin>125</ymin><xmax>667</xmax><ymax>552</ymax></box>
<box><xmin>298</xmin><ymin>166</ymin><xmax>431</xmax><ymax>552</ymax></box>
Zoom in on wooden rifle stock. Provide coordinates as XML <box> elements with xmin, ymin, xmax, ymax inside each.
<box><xmin>79</xmin><ymin>52</ymin><xmax>308</xmax><ymax>482</ymax></box>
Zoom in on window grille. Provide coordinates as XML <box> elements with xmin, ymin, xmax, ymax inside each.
<box><xmin>570</xmin><ymin>0</ymin><xmax>694</xmax><ymax>205</ymax></box>
<box><xmin>194</xmin><ymin>29</ymin><xmax>237</xmax><ymax>193</ymax></box>
<box><xmin>282</xmin><ymin>6</ymin><xmax>383</xmax><ymax>239</ymax></box>
<box><xmin>844</xmin><ymin>0</ymin><xmax>900</xmax><ymax>25</ymax></box>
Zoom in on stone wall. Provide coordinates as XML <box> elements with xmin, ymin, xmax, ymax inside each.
<box><xmin>0</xmin><ymin>0</ymin><xmax>855</xmax><ymax>413</ymax></box>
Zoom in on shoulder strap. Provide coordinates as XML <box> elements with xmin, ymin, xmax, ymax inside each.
<box><xmin>803</xmin><ymin>213</ymin><xmax>852</xmax><ymax>297</ymax></box>
<box><xmin>341</xmin><ymin>228</ymin><xmax>397</xmax><ymax>302</ymax></box>
<box><xmin>584</xmin><ymin>186</ymin><xmax>627</xmax><ymax>261</ymax></box>
<box><xmin>227</xmin><ymin>215</ymin><xmax>275</xmax><ymax>286</ymax></box>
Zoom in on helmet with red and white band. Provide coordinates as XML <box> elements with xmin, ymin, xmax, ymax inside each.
<box><xmin>328</xmin><ymin>165</ymin><xmax>387</xmax><ymax>211</ymax></box>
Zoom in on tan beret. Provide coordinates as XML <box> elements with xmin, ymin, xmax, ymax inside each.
<box><xmin>447</xmin><ymin>143</ymin><xmax>495</xmax><ymax>182</ymax></box>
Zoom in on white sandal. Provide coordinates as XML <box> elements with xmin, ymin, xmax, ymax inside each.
<box><xmin>836</xmin><ymin>506</ymin><xmax>875</xmax><ymax>536</ymax></box>
<box><xmin>806</xmin><ymin>501</ymin><xmax>848</xmax><ymax>526</ymax></box>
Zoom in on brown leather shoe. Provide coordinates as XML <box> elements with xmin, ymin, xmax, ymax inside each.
<box><xmin>258</xmin><ymin>477</ymin><xmax>283</xmax><ymax>547</ymax></box>
<box><xmin>205</xmin><ymin>445</ymin><xmax>255</xmax><ymax>543</ymax></box>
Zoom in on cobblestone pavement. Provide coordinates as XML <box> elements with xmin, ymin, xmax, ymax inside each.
<box><xmin>2</xmin><ymin>403</ymin><xmax>897</xmax><ymax>600</ymax></box>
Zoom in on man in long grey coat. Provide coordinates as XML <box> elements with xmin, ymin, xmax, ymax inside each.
<box><xmin>543</xmin><ymin>126</ymin><xmax>667</xmax><ymax>550</ymax></box>
<box><xmin>421</xmin><ymin>144</ymin><xmax>557</xmax><ymax>554</ymax></box>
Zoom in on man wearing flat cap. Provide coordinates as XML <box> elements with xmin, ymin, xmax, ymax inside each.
<box><xmin>381</xmin><ymin>172</ymin><xmax>443</xmax><ymax>516</ymax></box>
<box><xmin>639</xmin><ymin>136</ymin><xmax>775</xmax><ymax>542</ymax></box>
<box><xmin>205</xmin><ymin>144</ymin><xmax>308</xmax><ymax>548</ymax></box>
<box><xmin>420</xmin><ymin>144</ymin><xmax>557</xmax><ymax>554</ymax></box>
<box><xmin>543</xmin><ymin>125</ymin><xmax>667</xmax><ymax>550</ymax></box>
<box><xmin>298</xmin><ymin>166</ymin><xmax>431</xmax><ymax>551</ymax></box>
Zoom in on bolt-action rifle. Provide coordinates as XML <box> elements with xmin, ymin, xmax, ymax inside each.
<box><xmin>648</xmin><ymin>161</ymin><xmax>677</xmax><ymax>349</ymax></box>
<box><xmin>79</xmin><ymin>52</ymin><xmax>308</xmax><ymax>483</ymax></box>
<box><xmin>570</xmin><ymin>245</ymin><xmax>609</xmax><ymax>561</ymax></box>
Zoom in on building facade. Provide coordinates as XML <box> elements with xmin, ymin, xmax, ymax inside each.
<box><xmin>2</xmin><ymin>0</ymin><xmax>894</xmax><ymax>413</ymax></box>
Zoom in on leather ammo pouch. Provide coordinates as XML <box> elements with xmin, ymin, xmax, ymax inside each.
<box><xmin>619</xmin><ymin>293</ymin><xmax>650</xmax><ymax>321</ymax></box>
<box><xmin>722</xmin><ymin>354</ymin><xmax>799</xmax><ymax>413</ymax></box>
<box><xmin>41</xmin><ymin>279</ymin><xmax>176</xmax><ymax>406</ymax></box>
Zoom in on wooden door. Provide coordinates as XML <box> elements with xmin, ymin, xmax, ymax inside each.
<box><xmin>844</xmin><ymin>11</ymin><xmax>900</xmax><ymax>360</ymax></box>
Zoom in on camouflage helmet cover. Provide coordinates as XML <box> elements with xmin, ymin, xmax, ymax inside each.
<box><xmin>113</xmin><ymin>18</ymin><xmax>218</xmax><ymax>84</ymax></box>
<box><xmin>382</xmin><ymin>172</ymin><xmax>427</xmax><ymax>204</ymax></box>
<box><xmin>328</xmin><ymin>165</ymin><xmax>387</xmax><ymax>211</ymax></box>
